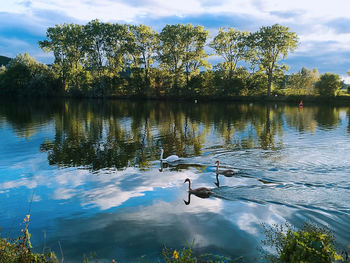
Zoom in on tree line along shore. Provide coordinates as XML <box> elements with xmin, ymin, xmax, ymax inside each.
<box><xmin>0</xmin><ymin>21</ymin><xmax>349</xmax><ymax>99</ymax></box>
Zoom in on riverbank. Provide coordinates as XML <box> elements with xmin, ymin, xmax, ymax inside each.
<box><xmin>3</xmin><ymin>94</ymin><xmax>350</xmax><ymax>106</ymax></box>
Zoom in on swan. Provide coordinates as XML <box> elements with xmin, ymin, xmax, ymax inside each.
<box><xmin>184</xmin><ymin>178</ymin><xmax>213</xmax><ymax>198</ymax></box>
<box><xmin>215</xmin><ymin>160</ymin><xmax>239</xmax><ymax>176</ymax></box>
<box><xmin>160</xmin><ymin>148</ymin><xmax>180</xmax><ymax>163</ymax></box>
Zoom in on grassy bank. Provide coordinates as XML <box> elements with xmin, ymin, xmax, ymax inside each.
<box><xmin>1</xmin><ymin>218</ymin><xmax>349</xmax><ymax>263</ymax></box>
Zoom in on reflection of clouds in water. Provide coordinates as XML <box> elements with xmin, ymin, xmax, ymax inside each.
<box><xmin>237</xmin><ymin>213</ymin><xmax>260</xmax><ymax>235</ymax></box>
<box><xmin>53</xmin><ymin>188</ymin><xmax>76</xmax><ymax>200</ymax></box>
<box><xmin>31</xmin><ymin>194</ymin><xmax>41</xmax><ymax>202</ymax></box>
<box><xmin>0</xmin><ymin>165</ymin><xmax>210</xmax><ymax>210</ymax></box>
<box><xmin>52</xmin><ymin>199</ymin><xmax>258</xmax><ymax>263</ymax></box>
<box><xmin>217</xmin><ymin>199</ymin><xmax>292</xmax><ymax>237</ymax></box>
<box><xmin>81</xmin><ymin>184</ymin><xmax>146</xmax><ymax>210</ymax></box>
<box><xmin>1</xmin><ymin>176</ymin><xmax>39</xmax><ymax>189</ymax></box>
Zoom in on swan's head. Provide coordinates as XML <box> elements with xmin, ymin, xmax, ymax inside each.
<box><xmin>184</xmin><ymin>178</ymin><xmax>190</xmax><ymax>183</ymax></box>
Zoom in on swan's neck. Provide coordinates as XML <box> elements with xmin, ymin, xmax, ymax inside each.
<box><xmin>187</xmin><ymin>181</ymin><xmax>192</xmax><ymax>191</ymax></box>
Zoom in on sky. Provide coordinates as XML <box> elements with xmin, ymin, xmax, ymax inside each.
<box><xmin>1</xmin><ymin>0</ymin><xmax>350</xmax><ymax>81</ymax></box>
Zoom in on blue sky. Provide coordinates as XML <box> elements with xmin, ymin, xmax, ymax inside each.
<box><xmin>1</xmin><ymin>0</ymin><xmax>350</xmax><ymax>81</ymax></box>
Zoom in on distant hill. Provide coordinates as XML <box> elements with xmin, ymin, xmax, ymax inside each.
<box><xmin>0</xmin><ymin>55</ymin><xmax>11</xmax><ymax>67</ymax></box>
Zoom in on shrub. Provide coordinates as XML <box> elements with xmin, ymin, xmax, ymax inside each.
<box><xmin>261</xmin><ymin>222</ymin><xmax>344</xmax><ymax>263</ymax></box>
<box><xmin>315</xmin><ymin>73</ymin><xmax>342</xmax><ymax>96</ymax></box>
<box><xmin>0</xmin><ymin>215</ymin><xmax>57</xmax><ymax>263</ymax></box>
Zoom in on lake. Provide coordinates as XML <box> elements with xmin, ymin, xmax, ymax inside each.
<box><xmin>0</xmin><ymin>99</ymin><xmax>349</xmax><ymax>262</ymax></box>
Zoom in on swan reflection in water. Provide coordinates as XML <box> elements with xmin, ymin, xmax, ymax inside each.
<box><xmin>183</xmin><ymin>178</ymin><xmax>213</xmax><ymax>205</ymax></box>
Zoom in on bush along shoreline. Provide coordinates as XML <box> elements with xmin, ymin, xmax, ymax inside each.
<box><xmin>1</xmin><ymin>217</ymin><xmax>349</xmax><ymax>263</ymax></box>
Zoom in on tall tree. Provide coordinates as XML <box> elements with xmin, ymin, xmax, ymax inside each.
<box><xmin>128</xmin><ymin>24</ymin><xmax>159</xmax><ymax>86</ymax></box>
<box><xmin>158</xmin><ymin>24</ymin><xmax>209</xmax><ymax>93</ymax></box>
<box><xmin>251</xmin><ymin>24</ymin><xmax>298</xmax><ymax>96</ymax></box>
<box><xmin>182</xmin><ymin>25</ymin><xmax>209</xmax><ymax>87</ymax></box>
<box><xmin>83</xmin><ymin>19</ymin><xmax>108</xmax><ymax>77</ymax></box>
<box><xmin>210</xmin><ymin>27</ymin><xmax>251</xmax><ymax>79</ymax></box>
<box><xmin>104</xmin><ymin>23</ymin><xmax>130</xmax><ymax>74</ymax></box>
<box><xmin>39</xmin><ymin>23</ymin><xmax>85</xmax><ymax>91</ymax></box>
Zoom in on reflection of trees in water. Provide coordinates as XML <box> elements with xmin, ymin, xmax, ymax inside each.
<box><xmin>40</xmin><ymin>100</ymin><xmax>208</xmax><ymax>170</ymax></box>
<box><xmin>284</xmin><ymin>105</ymin><xmax>318</xmax><ymax>133</ymax></box>
<box><xmin>284</xmin><ymin>104</ymin><xmax>341</xmax><ymax>132</ymax></box>
<box><xmin>1</xmin><ymin>99</ymin><xmax>344</xmax><ymax>170</ymax></box>
<box><xmin>0</xmin><ymin>99</ymin><xmax>63</xmax><ymax>138</ymax></box>
<box><xmin>347</xmin><ymin>109</ymin><xmax>350</xmax><ymax>134</ymax></box>
<box><xmin>314</xmin><ymin>106</ymin><xmax>341</xmax><ymax>129</ymax></box>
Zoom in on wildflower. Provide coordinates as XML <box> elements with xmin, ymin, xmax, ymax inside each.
<box><xmin>173</xmin><ymin>250</ymin><xmax>179</xmax><ymax>259</ymax></box>
<box><xmin>6</xmin><ymin>242</ymin><xmax>10</xmax><ymax>246</ymax></box>
<box><xmin>24</xmin><ymin>214</ymin><xmax>30</xmax><ymax>222</ymax></box>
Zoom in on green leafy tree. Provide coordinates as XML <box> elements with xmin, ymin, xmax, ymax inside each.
<box><xmin>182</xmin><ymin>25</ymin><xmax>210</xmax><ymax>88</ymax></box>
<box><xmin>158</xmin><ymin>24</ymin><xmax>209</xmax><ymax>94</ymax></box>
<box><xmin>315</xmin><ymin>73</ymin><xmax>342</xmax><ymax>96</ymax></box>
<box><xmin>0</xmin><ymin>53</ymin><xmax>58</xmax><ymax>96</ymax></box>
<box><xmin>286</xmin><ymin>67</ymin><xmax>319</xmax><ymax>95</ymax></box>
<box><xmin>39</xmin><ymin>23</ymin><xmax>86</xmax><ymax>93</ymax></box>
<box><xmin>251</xmin><ymin>24</ymin><xmax>299</xmax><ymax>96</ymax></box>
<box><xmin>104</xmin><ymin>23</ymin><xmax>130</xmax><ymax>75</ymax></box>
<box><xmin>210</xmin><ymin>27</ymin><xmax>251</xmax><ymax>79</ymax></box>
<box><xmin>128</xmin><ymin>24</ymin><xmax>159</xmax><ymax>95</ymax></box>
<box><xmin>83</xmin><ymin>19</ymin><xmax>108</xmax><ymax>77</ymax></box>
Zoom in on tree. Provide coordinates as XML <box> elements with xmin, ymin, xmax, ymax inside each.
<box><xmin>315</xmin><ymin>73</ymin><xmax>342</xmax><ymax>96</ymax></box>
<box><xmin>285</xmin><ymin>67</ymin><xmax>319</xmax><ymax>95</ymax></box>
<box><xmin>128</xmin><ymin>24</ymin><xmax>159</xmax><ymax>94</ymax></box>
<box><xmin>251</xmin><ymin>24</ymin><xmax>298</xmax><ymax>96</ymax></box>
<box><xmin>182</xmin><ymin>25</ymin><xmax>209</xmax><ymax>88</ymax></box>
<box><xmin>104</xmin><ymin>23</ymin><xmax>130</xmax><ymax>74</ymax></box>
<box><xmin>83</xmin><ymin>19</ymin><xmax>108</xmax><ymax>77</ymax></box>
<box><xmin>158</xmin><ymin>24</ymin><xmax>209</xmax><ymax>94</ymax></box>
<box><xmin>39</xmin><ymin>23</ymin><xmax>86</xmax><ymax>92</ymax></box>
<box><xmin>210</xmin><ymin>27</ymin><xmax>251</xmax><ymax>79</ymax></box>
<box><xmin>0</xmin><ymin>53</ymin><xmax>58</xmax><ymax>97</ymax></box>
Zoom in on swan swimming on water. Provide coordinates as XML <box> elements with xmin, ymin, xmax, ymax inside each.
<box><xmin>184</xmin><ymin>178</ymin><xmax>213</xmax><ymax>198</ymax></box>
<box><xmin>159</xmin><ymin>148</ymin><xmax>180</xmax><ymax>163</ymax></box>
<box><xmin>215</xmin><ymin>160</ymin><xmax>239</xmax><ymax>176</ymax></box>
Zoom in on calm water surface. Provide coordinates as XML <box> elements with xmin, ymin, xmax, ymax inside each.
<box><xmin>0</xmin><ymin>99</ymin><xmax>349</xmax><ymax>262</ymax></box>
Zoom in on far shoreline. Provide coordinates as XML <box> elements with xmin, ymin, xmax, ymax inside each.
<box><xmin>3</xmin><ymin>94</ymin><xmax>350</xmax><ymax>106</ymax></box>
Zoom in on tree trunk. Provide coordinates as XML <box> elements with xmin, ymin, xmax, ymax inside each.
<box><xmin>267</xmin><ymin>71</ymin><xmax>272</xmax><ymax>96</ymax></box>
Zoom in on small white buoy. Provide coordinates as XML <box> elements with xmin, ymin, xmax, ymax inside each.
<box><xmin>194</xmin><ymin>99</ymin><xmax>198</xmax><ymax>103</ymax></box>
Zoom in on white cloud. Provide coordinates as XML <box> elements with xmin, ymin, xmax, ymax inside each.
<box><xmin>342</xmin><ymin>76</ymin><xmax>350</xmax><ymax>84</ymax></box>
<box><xmin>1</xmin><ymin>0</ymin><xmax>350</xmax><ymax>73</ymax></box>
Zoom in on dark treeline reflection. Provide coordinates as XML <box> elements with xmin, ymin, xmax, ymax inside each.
<box><xmin>0</xmin><ymin>99</ymin><xmax>346</xmax><ymax>170</ymax></box>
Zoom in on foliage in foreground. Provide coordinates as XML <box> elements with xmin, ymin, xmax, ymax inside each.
<box><xmin>161</xmin><ymin>241</ymin><xmax>241</xmax><ymax>263</ymax></box>
<box><xmin>0</xmin><ymin>215</ymin><xmax>57</xmax><ymax>263</ymax></box>
<box><xmin>261</xmin><ymin>222</ymin><xmax>348</xmax><ymax>263</ymax></box>
<box><xmin>1</xmin><ymin>219</ymin><xmax>349</xmax><ymax>263</ymax></box>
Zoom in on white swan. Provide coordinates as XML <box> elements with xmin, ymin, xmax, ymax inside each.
<box><xmin>160</xmin><ymin>148</ymin><xmax>180</xmax><ymax>163</ymax></box>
